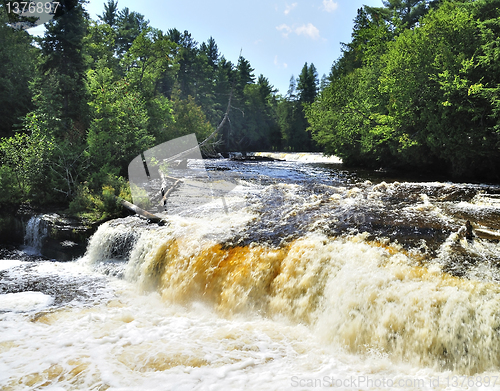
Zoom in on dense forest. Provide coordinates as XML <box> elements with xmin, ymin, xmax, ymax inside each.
<box><xmin>1</xmin><ymin>0</ymin><xmax>500</xmax><ymax>219</ymax></box>
<box><xmin>307</xmin><ymin>0</ymin><xmax>500</xmax><ymax>180</ymax></box>
<box><xmin>0</xmin><ymin>0</ymin><xmax>319</xmax><ymax>218</ymax></box>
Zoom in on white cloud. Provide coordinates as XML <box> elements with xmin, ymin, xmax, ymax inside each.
<box><xmin>276</xmin><ymin>24</ymin><xmax>293</xmax><ymax>38</ymax></box>
<box><xmin>277</xmin><ymin>23</ymin><xmax>321</xmax><ymax>40</ymax></box>
<box><xmin>322</xmin><ymin>0</ymin><xmax>338</xmax><ymax>13</ymax></box>
<box><xmin>295</xmin><ymin>23</ymin><xmax>320</xmax><ymax>40</ymax></box>
<box><xmin>284</xmin><ymin>2</ymin><xmax>298</xmax><ymax>15</ymax></box>
<box><xmin>274</xmin><ymin>55</ymin><xmax>289</xmax><ymax>69</ymax></box>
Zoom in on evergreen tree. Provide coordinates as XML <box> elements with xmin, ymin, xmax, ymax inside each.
<box><xmin>166</xmin><ymin>29</ymin><xmax>201</xmax><ymax>99</ymax></box>
<box><xmin>286</xmin><ymin>75</ymin><xmax>297</xmax><ymax>99</ymax></box>
<box><xmin>0</xmin><ymin>7</ymin><xmax>37</xmax><ymax>137</ymax></box>
<box><xmin>98</xmin><ymin>0</ymin><xmax>118</xmax><ymax>27</ymax></box>
<box><xmin>297</xmin><ymin>62</ymin><xmax>318</xmax><ymax>104</ymax></box>
<box><xmin>38</xmin><ymin>0</ymin><xmax>89</xmax><ymax>138</ymax></box>
<box><xmin>381</xmin><ymin>0</ymin><xmax>428</xmax><ymax>28</ymax></box>
<box><xmin>278</xmin><ymin>75</ymin><xmax>311</xmax><ymax>151</ymax></box>
<box><xmin>319</xmin><ymin>74</ymin><xmax>330</xmax><ymax>92</ymax></box>
<box><xmin>115</xmin><ymin>7</ymin><xmax>148</xmax><ymax>57</ymax></box>
<box><xmin>201</xmin><ymin>36</ymin><xmax>219</xmax><ymax>70</ymax></box>
<box><xmin>235</xmin><ymin>55</ymin><xmax>255</xmax><ymax>96</ymax></box>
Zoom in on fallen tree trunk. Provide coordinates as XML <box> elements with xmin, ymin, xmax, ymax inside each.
<box><xmin>474</xmin><ymin>228</ymin><xmax>500</xmax><ymax>241</ymax></box>
<box><xmin>117</xmin><ymin>197</ymin><xmax>167</xmax><ymax>225</ymax></box>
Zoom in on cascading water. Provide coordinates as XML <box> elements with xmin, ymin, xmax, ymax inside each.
<box><xmin>22</xmin><ymin>215</ymin><xmax>48</xmax><ymax>256</ymax></box>
<box><xmin>3</xmin><ymin>156</ymin><xmax>500</xmax><ymax>390</ymax></box>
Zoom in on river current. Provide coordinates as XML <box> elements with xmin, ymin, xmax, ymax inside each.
<box><xmin>2</xmin><ymin>153</ymin><xmax>500</xmax><ymax>390</ymax></box>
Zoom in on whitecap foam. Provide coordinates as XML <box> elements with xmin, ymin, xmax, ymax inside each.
<box><xmin>254</xmin><ymin>152</ymin><xmax>342</xmax><ymax>164</ymax></box>
<box><xmin>0</xmin><ymin>291</ymin><xmax>54</xmax><ymax>312</ymax></box>
<box><xmin>0</xmin><ymin>259</ymin><xmax>24</xmax><ymax>271</ymax></box>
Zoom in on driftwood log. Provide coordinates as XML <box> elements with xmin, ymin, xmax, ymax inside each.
<box><xmin>458</xmin><ymin>220</ymin><xmax>500</xmax><ymax>241</ymax></box>
<box><xmin>474</xmin><ymin>228</ymin><xmax>500</xmax><ymax>241</ymax></box>
<box><xmin>118</xmin><ymin>197</ymin><xmax>167</xmax><ymax>226</ymax></box>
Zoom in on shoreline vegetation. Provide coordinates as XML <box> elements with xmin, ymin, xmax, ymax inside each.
<box><xmin>307</xmin><ymin>0</ymin><xmax>500</xmax><ymax>182</ymax></box>
<box><xmin>0</xmin><ymin>0</ymin><xmax>499</xmax><ymax>222</ymax></box>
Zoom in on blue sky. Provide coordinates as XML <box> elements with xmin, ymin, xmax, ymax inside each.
<box><xmin>31</xmin><ymin>0</ymin><xmax>384</xmax><ymax>95</ymax></box>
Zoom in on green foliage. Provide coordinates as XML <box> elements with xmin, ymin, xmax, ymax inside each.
<box><xmin>308</xmin><ymin>66</ymin><xmax>391</xmax><ymax>164</ymax></box>
<box><xmin>166</xmin><ymin>96</ymin><xmax>213</xmax><ymax>141</ymax></box>
<box><xmin>308</xmin><ymin>0</ymin><xmax>500</xmax><ymax>179</ymax></box>
<box><xmin>122</xmin><ymin>28</ymin><xmax>177</xmax><ymax>98</ymax></box>
<box><xmin>98</xmin><ymin>0</ymin><xmax>118</xmax><ymax>27</ymax></box>
<box><xmin>0</xmin><ymin>165</ymin><xmax>23</xmax><ymax>205</ymax></box>
<box><xmin>115</xmin><ymin>7</ymin><xmax>149</xmax><ymax>57</ymax></box>
<box><xmin>68</xmin><ymin>174</ymin><xmax>131</xmax><ymax>221</ymax></box>
<box><xmin>0</xmin><ymin>0</ymin><xmax>321</xmax><ymax>215</ymax></box>
<box><xmin>276</xmin><ymin>63</ymin><xmax>319</xmax><ymax>152</ymax></box>
<box><xmin>380</xmin><ymin>0</ymin><xmax>500</xmax><ymax>176</ymax></box>
<box><xmin>39</xmin><ymin>0</ymin><xmax>89</xmax><ymax>136</ymax></box>
<box><xmin>84</xmin><ymin>20</ymin><xmax>119</xmax><ymax>72</ymax></box>
<box><xmin>278</xmin><ymin>98</ymin><xmax>308</xmax><ymax>151</ymax></box>
<box><xmin>0</xmin><ymin>8</ymin><xmax>37</xmax><ymax>138</ymax></box>
<box><xmin>86</xmin><ymin>66</ymin><xmax>154</xmax><ymax>176</ymax></box>
<box><xmin>0</xmin><ymin>114</ymin><xmax>55</xmax><ymax>201</ymax></box>
<box><xmin>297</xmin><ymin>63</ymin><xmax>318</xmax><ymax>104</ymax></box>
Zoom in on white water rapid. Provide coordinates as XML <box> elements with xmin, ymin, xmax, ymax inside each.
<box><xmin>2</xmin><ymin>156</ymin><xmax>500</xmax><ymax>390</ymax></box>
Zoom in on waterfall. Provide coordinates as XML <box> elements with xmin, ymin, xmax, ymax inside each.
<box><xmin>23</xmin><ymin>215</ymin><xmax>48</xmax><ymax>256</ymax></box>
<box><xmin>6</xmin><ymin>156</ymin><xmax>500</xmax><ymax>390</ymax></box>
<box><xmin>83</xmin><ymin>214</ymin><xmax>500</xmax><ymax>374</ymax></box>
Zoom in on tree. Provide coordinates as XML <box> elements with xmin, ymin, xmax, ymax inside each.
<box><xmin>237</xmin><ymin>76</ymin><xmax>280</xmax><ymax>150</ymax></box>
<box><xmin>235</xmin><ymin>55</ymin><xmax>255</xmax><ymax>96</ymax></box>
<box><xmin>379</xmin><ymin>0</ymin><xmax>499</xmax><ymax>176</ymax></box>
<box><xmin>201</xmin><ymin>36</ymin><xmax>219</xmax><ymax>70</ymax></box>
<box><xmin>339</xmin><ymin>6</ymin><xmax>393</xmax><ymax>74</ymax></box>
<box><xmin>166</xmin><ymin>96</ymin><xmax>213</xmax><ymax>142</ymax></box>
<box><xmin>98</xmin><ymin>0</ymin><xmax>118</xmax><ymax>27</ymax></box>
<box><xmin>297</xmin><ymin>62</ymin><xmax>319</xmax><ymax>104</ymax></box>
<box><xmin>0</xmin><ymin>7</ymin><xmax>37</xmax><ymax>137</ymax></box>
<box><xmin>278</xmin><ymin>75</ymin><xmax>311</xmax><ymax>151</ymax></box>
<box><xmin>381</xmin><ymin>0</ymin><xmax>429</xmax><ymax>28</ymax></box>
<box><xmin>278</xmin><ymin>62</ymin><xmax>320</xmax><ymax>151</ymax></box>
<box><xmin>84</xmin><ymin>21</ymin><xmax>119</xmax><ymax>72</ymax></box>
<box><xmin>286</xmin><ymin>75</ymin><xmax>297</xmax><ymax>99</ymax></box>
<box><xmin>38</xmin><ymin>0</ymin><xmax>89</xmax><ymax>138</ymax></box>
<box><xmin>123</xmin><ymin>28</ymin><xmax>177</xmax><ymax>98</ymax></box>
<box><xmin>115</xmin><ymin>7</ymin><xmax>149</xmax><ymax>57</ymax></box>
<box><xmin>309</xmin><ymin>0</ymin><xmax>500</xmax><ymax>179</ymax></box>
<box><xmin>86</xmin><ymin>67</ymin><xmax>154</xmax><ymax>178</ymax></box>
<box><xmin>0</xmin><ymin>118</ymin><xmax>52</xmax><ymax>199</ymax></box>
<box><xmin>308</xmin><ymin>65</ymin><xmax>391</xmax><ymax>165</ymax></box>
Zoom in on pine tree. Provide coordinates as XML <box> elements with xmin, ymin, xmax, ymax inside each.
<box><xmin>39</xmin><ymin>0</ymin><xmax>89</xmax><ymax>138</ymax></box>
<box><xmin>115</xmin><ymin>7</ymin><xmax>148</xmax><ymax>57</ymax></box>
<box><xmin>297</xmin><ymin>62</ymin><xmax>318</xmax><ymax>104</ymax></box>
<box><xmin>98</xmin><ymin>0</ymin><xmax>118</xmax><ymax>27</ymax></box>
<box><xmin>235</xmin><ymin>55</ymin><xmax>255</xmax><ymax>96</ymax></box>
<box><xmin>201</xmin><ymin>37</ymin><xmax>219</xmax><ymax>70</ymax></box>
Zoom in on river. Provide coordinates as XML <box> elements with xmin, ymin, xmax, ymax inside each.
<box><xmin>2</xmin><ymin>153</ymin><xmax>500</xmax><ymax>390</ymax></box>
